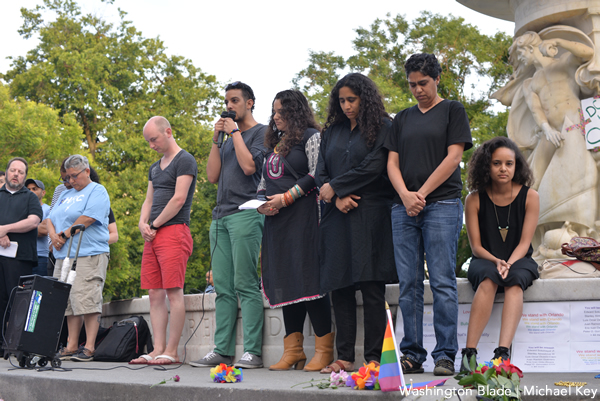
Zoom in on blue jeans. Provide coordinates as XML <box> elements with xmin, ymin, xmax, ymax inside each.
<box><xmin>391</xmin><ymin>198</ymin><xmax>462</xmax><ymax>364</ymax></box>
<box><xmin>33</xmin><ymin>256</ymin><xmax>48</xmax><ymax>277</ymax></box>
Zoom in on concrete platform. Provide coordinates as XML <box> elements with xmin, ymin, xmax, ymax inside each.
<box><xmin>0</xmin><ymin>357</ymin><xmax>598</xmax><ymax>401</ymax></box>
<box><xmin>99</xmin><ymin>278</ymin><xmax>600</xmax><ymax>368</ymax></box>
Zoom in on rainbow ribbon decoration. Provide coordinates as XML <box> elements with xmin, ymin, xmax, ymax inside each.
<box><xmin>210</xmin><ymin>363</ymin><xmax>243</xmax><ymax>383</ymax></box>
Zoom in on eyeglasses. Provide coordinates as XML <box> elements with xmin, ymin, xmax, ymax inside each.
<box><xmin>65</xmin><ymin>169</ymin><xmax>86</xmax><ymax>182</ymax></box>
<box><xmin>225</xmin><ymin>81</ymin><xmax>241</xmax><ymax>90</ymax></box>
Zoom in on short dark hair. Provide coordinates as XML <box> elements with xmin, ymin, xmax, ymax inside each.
<box><xmin>467</xmin><ymin>136</ymin><xmax>534</xmax><ymax>192</ymax></box>
<box><xmin>404</xmin><ymin>53</ymin><xmax>442</xmax><ymax>79</ymax></box>
<box><xmin>60</xmin><ymin>156</ymin><xmax>71</xmax><ymax>174</ymax></box>
<box><xmin>0</xmin><ymin>170</ymin><xmax>4</xmax><ymax>177</ymax></box>
<box><xmin>7</xmin><ymin>157</ymin><xmax>28</xmax><ymax>175</ymax></box>
<box><xmin>225</xmin><ymin>81</ymin><xmax>256</xmax><ymax>112</ymax></box>
<box><xmin>89</xmin><ymin>166</ymin><xmax>100</xmax><ymax>184</ymax></box>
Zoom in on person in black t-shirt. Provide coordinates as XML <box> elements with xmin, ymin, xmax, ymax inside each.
<box><xmin>0</xmin><ymin>158</ymin><xmax>42</xmax><ymax>339</ymax></box>
<box><xmin>385</xmin><ymin>53</ymin><xmax>472</xmax><ymax>376</ymax></box>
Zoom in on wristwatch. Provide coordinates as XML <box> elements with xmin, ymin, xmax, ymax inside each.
<box><xmin>149</xmin><ymin>223</ymin><xmax>158</xmax><ymax>231</ymax></box>
<box><xmin>60</xmin><ymin>232</ymin><xmax>68</xmax><ymax>240</ymax></box>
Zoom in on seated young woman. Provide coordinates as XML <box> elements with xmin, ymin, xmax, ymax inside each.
<box><xmin>462</xmin><ymin>136</ymin><xmax>539</xmax><ymax>369</ymax></box>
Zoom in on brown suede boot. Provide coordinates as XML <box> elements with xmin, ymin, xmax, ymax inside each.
<box><xmin>304</xmin><ymin>332</ymin><xmax>334</xmax><ymax>371</ymax></box>
<box><xmin>269</xmin><ymin>332</ymin><xmax>307</xmax><ymax>371</ymax></box>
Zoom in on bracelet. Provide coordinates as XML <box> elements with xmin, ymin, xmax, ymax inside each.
<box><xmin>212</xmin><ymin>139</ymin><xmax>219</xmax><ymax>145</ymax></box>
<box><xmin>281</xmin><ymin>194</ymin><xmax>287</xmax><ymax>207</ymax></box>
<box><xmin>229</xmin><ymin>128</ymin><xmax>240</xmax><ymax>135</ymax></box>
<box><xmin>284</xmin><ymin>191</ymin><xmax>294</xmax><ymax>206</ymax></box>
<box><xmin>294</xmin><ymin>184</ymin><xmax>302</xmax><ymax>197</ymax></box>
<box><xmin>288</xmin><ymin>189</ymin><xmax>298</xmax><ymax>201</ymax></box>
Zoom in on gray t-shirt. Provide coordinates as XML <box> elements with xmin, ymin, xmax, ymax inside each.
<box><xmin>149</xmin><ymin>149</ymin><xmax>198</xmax><ymax>226</ymax></box>
<box><xmin>212</xmin><ymin>123</ymin><xmax>266</xmax><ymax>219</ymax></box>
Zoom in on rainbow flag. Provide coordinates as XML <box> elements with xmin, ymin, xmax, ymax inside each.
<box><xmin>379</xmin><ymin>304</ymin><xmax>405</xmax><ymax>392</ymax></box>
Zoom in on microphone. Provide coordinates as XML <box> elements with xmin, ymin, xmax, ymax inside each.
<box><xmin>217</xmin><ymin>111</ymin><xmax>237</xmax><ymax>148</ymax></box>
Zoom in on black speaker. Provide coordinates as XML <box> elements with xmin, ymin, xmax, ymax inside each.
<box><xmin>3</xmin><ymin>275</ymin><xmax>71</xmax><ymax>360</ymax></box>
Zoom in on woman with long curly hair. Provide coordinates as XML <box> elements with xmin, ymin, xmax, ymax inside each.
<box><xmin>386</xmin><ymin>53</ymin><xmax>472</xmax><ymax>376</ymax></box>
<box><xmin>257</xmin><ymin>90</ymin><xmax>333</xmax><ymax>371</ymax></box>
<box><xmin>461</xmin><ymin>136</ymin><xmax>539</xmax><ymax>370</ymax></box>
<box><xmin>316</xmin><ymin>73</ymin><xmax>396</xmax><ymax>374</ymax></box>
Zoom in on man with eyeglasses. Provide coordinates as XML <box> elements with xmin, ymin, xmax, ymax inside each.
<box><xmin>191</xmin><ymin>82</ymin><xmax>266</xmax><ymax>369</ymax></box>
<box><xmin>46</xmin><ymin>157</ymin><xmax>74</xmax><ymax>277</ymax></box>
<box><xmin>0</xmin><ymin>157</ymin><xmax>43</xmax><ymax>343</ymax></box>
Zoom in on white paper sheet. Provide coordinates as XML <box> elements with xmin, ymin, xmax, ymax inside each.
<box><xmin>514</xmin><ymin>302</ymin><xmax>570</xmax><ymax>343</ymax></box>
<box><xmin>0</xmin><ymin>242</ymin><xmax>18</xmax><ymax>258</ymax></box>
<box><xmin>571</xmin><ymin>342</ymin><xmax>600</xmax><ymax>371</ymax></box>
<box><xmin>238</xmin><ymin>199</ymin><xmax>267</xmax><ymax>210</ymax></box>
<box><xmin>570</xmin><ymin>302</ymin><xmax>600</xmax><ymax>342</ymax></box>
<box><xmin>512</xmin><ymin>342</ymin><xmax>566</xmax><ymax>372</ymax></box>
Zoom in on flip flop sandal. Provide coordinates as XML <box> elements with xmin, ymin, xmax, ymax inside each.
<box><xmin>400</xmin><ymin>355</ymin><xmax>424</xmax><ymax>374</ymax></box>
<box><xmin>129</xmin><ymin>354</ymin><xmax>153</xmax><ymax>365</ymax></box>
<box><xmin>147</xmin><ymin>354</ymin><xmax>180</xmax><ymax>365</ymax></box>
<box><xmin>320</xmin><ymin>359</ymin><xmax>354</xmax><ymax>374</ymax></box>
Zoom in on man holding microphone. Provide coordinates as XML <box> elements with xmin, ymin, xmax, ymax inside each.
<box><xmin>191</xmin><ymin>82</ymin><xmax>266</xmax><ymax>369</ymax></box>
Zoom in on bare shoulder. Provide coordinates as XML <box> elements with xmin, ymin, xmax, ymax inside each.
<box><xmin>525</xmin><ymin>187</ymin><xmax>539</xmax><ymax>204</ymax></box>
<box><xmin>465</xmin><ymin>191</ymin><xmax>480</xmax><ymax>207</ymax></box>
<box><xmin>526</xmin><ymin>187</ymin><xmax>539</xmax><ymax>199</ymax></box>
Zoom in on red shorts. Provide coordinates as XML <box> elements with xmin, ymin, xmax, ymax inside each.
<box><xmin>141</xmin><ymin>224</ymin><xmax>193</xmax><ymax>289</ymax></box>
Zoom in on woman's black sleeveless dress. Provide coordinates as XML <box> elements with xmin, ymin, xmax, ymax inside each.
<box><xmin>467</xmin><ymin>185</ymin><xmax>539</xmax><ymax>292</ymax></box>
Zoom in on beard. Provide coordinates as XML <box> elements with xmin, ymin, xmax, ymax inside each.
<box><xmin>5</xmin><ymin>178</ymin><xmax>24</xmax><ymax>191</ymax></box>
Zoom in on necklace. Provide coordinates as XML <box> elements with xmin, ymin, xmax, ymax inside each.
<box><xmin>274</xmin><ymin>131</ymin><xmax>285</xmax><ymax>154</ymax></box>
<box><xmin>491</xmin><ymin>184</ymin><xmax>512</xmax><ymax>243</ymax></box>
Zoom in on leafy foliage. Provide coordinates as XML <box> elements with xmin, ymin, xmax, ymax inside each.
<box><xmin>455</xmin><ymin>355</ymin><xmax>523</xmax><ymax>400</ymax></box>
<box><xmin>2</xmin><ymin>0</ymin><xmax>222</xmax><ymax>300</ymax></box>
<box><xmin>0</xmin><ymin>83</ymin><xmax>82</xmax><ymax>196</ymax></box>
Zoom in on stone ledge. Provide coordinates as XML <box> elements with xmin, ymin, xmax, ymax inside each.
<box><xmin>100</xmin><ymin>277</ymin><xmax>598</xmax><ymax>367</ymax></box>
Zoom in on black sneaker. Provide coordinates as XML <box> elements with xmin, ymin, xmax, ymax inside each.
<box><xmin>400</xmin><ymin>355</ymin><xmax>424</xmax><ymax>374</ymax></box>
<box><xmin>493</xmin><ymin>346</ymin><xmax>510</xmax><ymax>361</ymax></box>
<box><xmin>70</xmin><ymin>348</ymin><xmax>94</xmax><ymax>362</ymax></box>
<box><xmin>189</xmin><ymin>351</ymin><xmax>233</xmax><ymax>367</ymax></box>
<box><xmin>433</xmin><ymin>358</ymin><xmax>455</xmax><ymax>376</ymax></box>
<box><xmin>460</xmin><ymin>348</ymin><xmax>478</xmax><ymax>372</ymax></box>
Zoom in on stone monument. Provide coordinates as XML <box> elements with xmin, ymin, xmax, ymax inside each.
<box><xmin>458</xmin><ymin>0</ymin><xmax>600</xmax><ymax>263</ymax></box>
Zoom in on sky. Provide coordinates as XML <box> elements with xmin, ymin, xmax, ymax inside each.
<box><xmin>0</xmin><ymin>0</ymin><xmax>515</xmax><ymax>122</ymax></box>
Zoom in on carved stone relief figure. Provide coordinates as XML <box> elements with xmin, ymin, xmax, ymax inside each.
<box><xmin>493</xmin><ymin>26</ymin><xmax>599</xmax><ymax>263</ymax></box>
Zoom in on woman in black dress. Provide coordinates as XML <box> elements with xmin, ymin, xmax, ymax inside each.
<box><xmin>462</xmin><ymin>136</ymin><xmax>539</xmax><ymax>369</ymax></box>
<box><xmin>316</xmin><ymin>73</ymin><xmax>396</xmax><ymax>373</ymax></box>
<box><xmin>257</xmin><ymin>90</ymin><xmax>333</xmax><ymax>371</ymax></box>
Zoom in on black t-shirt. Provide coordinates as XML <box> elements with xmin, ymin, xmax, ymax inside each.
<box><xmin>0</xmin><ymin>185</ymin><xmax>43</xmax><ymax>262</ymax></box>
<box><xmin>385</xmin><ymin>100</ymin><xmax>472</xmax><ymax>204</ymax></box>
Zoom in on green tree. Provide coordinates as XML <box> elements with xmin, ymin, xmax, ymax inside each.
<box><xmin>2</xmin><ymin>0</ymin><xmax>222</xmax><ymax>300</ymax></box>
<box><xmin>294</xmin><ymin>11</ymin><xmax>513</xmax><ymax>274</ymax></box>
<box><xmin>0</xmin><ymin>83</ymin><xmax>81</xmax><ymax>197</ymax></box>
<box><xmin>292</xmin><ymin>50</ymin><xmax>345</xmax><ymax>124</ymax></box>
